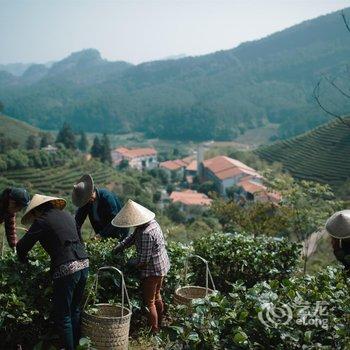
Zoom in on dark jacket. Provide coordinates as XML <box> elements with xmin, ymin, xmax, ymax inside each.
<box><xmin>75</xmin><ymin>188</ymin><xmax>127</xmax><ymax>239</ymax></box>
<box><xmin>0</xmin><ymin>188</ymin><xmax>17</xmax><ymax>248</ymax></box>
<box><xmin>332</xmin><ymin>237</ymin><xmax>350</xmax><ymax>270</ymax></box>
<box><xmin>17</xmin><ymin>208</ymin><xmax>88</xmax><ymax>270</ymax></box>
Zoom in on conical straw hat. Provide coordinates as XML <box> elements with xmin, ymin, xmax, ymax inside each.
<box><xmin>112</xmin><ymin>199</ymin><xmax>155</xmax><ymax>228</ymax></box>
<box><xmin>22</xmin><ymin>194</ymin><xmax>67</xmax><ymax>225</ymax></box>
<box><xmin>72</xmin><ymin>174</ymin><xmax>94</xmax><ymax>207</ymax></box>
<box><xmin>325</xmin><ymin>210</ymin><xmax>350</xmax><ymax>239</ymax></box>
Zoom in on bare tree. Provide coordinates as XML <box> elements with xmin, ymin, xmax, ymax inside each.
<box><xmin>313</xmin><ymin>10</ymin><xmax>350</xmax><ymax>128</ymax></box>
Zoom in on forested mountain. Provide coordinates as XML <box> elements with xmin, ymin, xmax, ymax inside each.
<box><xmin>1</xmin><ymin>9</ymin><xmax>350</xmax><ymax>140</ymax></box>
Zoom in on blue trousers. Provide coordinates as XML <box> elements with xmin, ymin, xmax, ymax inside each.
<box><xmin>53</xmin><ymin>268</ymin><xmax>89</xmax><ymax>350</ymax></box>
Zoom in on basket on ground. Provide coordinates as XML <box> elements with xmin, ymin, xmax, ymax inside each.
<box><xmin>81</xmin><ymin>266</ymin><xmax>132</xmax><ymax>350</ymax></box>
<box><xmin>174</xmin><ymin>254</ymin><xmax>216</xmax><ymax>306</ymax></box>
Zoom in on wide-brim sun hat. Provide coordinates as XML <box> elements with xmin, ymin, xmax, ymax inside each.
<box><xmin>325</xmin><ymin>210</ymin><xmax>350</xmax><ymax>239</ymax></box>
<box><xmin>112</xmin><ymin>199</ymin><xmax>155</xmax><ymax>228</ymax></box>
<box><xmin>72</xmin><ymin>174</ymin><xmax>94</xmax><ymax>207</ymax></box>
<box><xmin>21</xmin><ymin>194</ymin><xmax>66</xmax><ymax>225</ymax></box>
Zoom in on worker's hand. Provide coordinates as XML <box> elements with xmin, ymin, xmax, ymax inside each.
<box><xmin>92</xmin><ymin>234</ymin><xmax>101</xmax><ymax>241</ymax></box>
<box><xmin>113</xmin><ymin>244</ymin><xmax>123</xmax><ymax>255</ymax></box>
<box><xmin>127</xmin><ymin>258</ymin><xmax>139</xmax><ymax>268</ymax></box>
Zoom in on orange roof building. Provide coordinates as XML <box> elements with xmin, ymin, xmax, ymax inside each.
<box><xmin>114</xmin><ymin>147</ymin><xmax>157</xmax><ymax>158</ymax></box>
<box><xmin>111</xmin><ymin>147</ymin><xmax>158</xmax><ymax>170</ymax></box>
<box><xmin>201</xmin><ymin>155</ymin><xmax>268</xmax><ymax>199</ymax></box>
<box><xmin>186</xmin><ymin>160</ymin><xmax>197</xmax><ymax>173</ymax></box>
<box><xmin>182</xmin><ymin>156</ymin><xmax>195</xmax><ymax>165</ymax></box>
<box><xmin>236</xmin><ymin>177</ymin><xmax>281</xmax><ymax>204</ymax></box>
<box><xmin>203</xmin><ymin>156</ymin><xmax>261</xmax><ymax>181</ymax></box>
<box><xmin>170</xmin><ymin>190</ymin><xmax>212</xmax><ymax>207</ymax></box>
<box><xmin>160</xmin><ymin>159</ymin><xmax>188</xmax><ymax>171</ymax></box>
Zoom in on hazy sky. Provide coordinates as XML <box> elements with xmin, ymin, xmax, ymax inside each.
<box><xmin>1</xmin><ymin>0</ymin><xmax>349</xmax><ymax>65</ymax></box>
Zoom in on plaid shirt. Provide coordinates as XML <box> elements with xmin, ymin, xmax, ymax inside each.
<box><xmin>118</xmin><ymin>220</ymin><xmax>170</xmax><ymax>278</ymax></box>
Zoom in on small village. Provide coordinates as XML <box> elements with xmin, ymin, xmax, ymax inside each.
<box><xmin>110</xmin><ymin>145</ymin><xmax>280</xmax><ymax>215</ymax></box>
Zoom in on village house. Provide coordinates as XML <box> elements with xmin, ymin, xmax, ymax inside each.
<box><xmin>169</xmin><ymin>189</ymin><xmax>212</xmax><ymax>213</ymax></box>
<box><xmin>236</xmin><ymin>177</ymin><xmax>281</xmax><ymax>204</ymax></box>
<box><xmin>160</xmin><ymin>156</ymin><xmax>195</xmax><ymax>181</ymax></box>
<box><xmin>159</xmin><ymin>159</ymin><xmax>188</xmax><ymax>180</ymax></box>
<box><xmin>195</xmin><ymin>155</ymin><xmax>280</xmax><ymax>203</ymax></box>
<box><xmin>111</xmin><ymin>147</ymin><xmax>158</xmax><ymax>170</ymax></box>
<box><xmin>199</xmin><ymin>155</ymin><xmax>263</xmax><ymax>196</ymax></box>
<box><xmin>185</xmin><ymin>159</ymin><xmax>197</xmax><ymax>184</ymax></box>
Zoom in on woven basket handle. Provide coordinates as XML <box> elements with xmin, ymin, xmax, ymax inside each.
<box><xmin>183</xmin><ymin>254</ymin><xmax>216</xmax><ymax>296</ymax></box>
<box><xmin>84</xmin><ymin>266</ymin><xmax>131</xmax><ymax>317</ymax></box>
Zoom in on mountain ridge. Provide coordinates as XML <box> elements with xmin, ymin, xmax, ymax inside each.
<box><xmin>1</xmin><ymin>8</ymin><xmax>350</xmax><ymax>140</ymax></box>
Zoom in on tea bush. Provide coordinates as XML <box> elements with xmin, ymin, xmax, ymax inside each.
<box><xmin>0</xmin><ymin>238</ymin><xmax>189</xmax><ymax>348</ymax></box>
<box><xmin>161</xmin><ymin>266</ymin><xmax>350</xmax><ymax>349</ymax></box>
<box><xmin>192</xmin><ymin>232</ymin><xmax>301</xmax><ymax>291</ymax></box>
<box><xmin>0</xmin><ymin>233</ymin><xmax>303</xmax><ymax>349</ymax></box>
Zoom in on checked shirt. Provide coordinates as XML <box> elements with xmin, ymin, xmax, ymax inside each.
<box><xmin>118</xmin><ymin>219</ymin><xmax>170</xmax><ymax>278</ymax></box>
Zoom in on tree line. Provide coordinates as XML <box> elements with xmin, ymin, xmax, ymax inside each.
<box><xmin>23</xmin><ymin>122</ymin><xmax>113</xmax><ymax>164</ymax></box>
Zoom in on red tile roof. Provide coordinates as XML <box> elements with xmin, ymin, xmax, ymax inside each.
<box><xmin>170</xmin><ymin>190</ymin><xmax>212</xmax><ymax>206</ymax></box>
<box><xmin>238</xmin><ymin>179</ymin><xmax>281</xmax><ymax>203</ymax></box>
<box><xmin>160</xmin><ymin>159</ymin><xmax>187</xmax><ymax>171</ymax></box>
<box><xmin>182</xmin><ymin>156</ymin><xmax>195</xmax><ymax>165</ymax></box>
<box><xmin>238</xmin><ymin>179</ymin><xmax>266</xmax><ymax>194</ymax></box>
<box><xmin>186</xmin><ymin>160</ymin><xmax>197</xmax><ymax>172</ymax></box>
<box><xmin>203</xmin><ymin>156</ymin><xmax>261</xmax><ymax>180</ymax></box>
<box><xmin>114</xmin><ymin>147</ymin><xmax>157</xmax><ymax>158</ymax></box>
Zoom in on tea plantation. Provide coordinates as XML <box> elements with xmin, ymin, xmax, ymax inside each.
<box><xmin>0</xmin><ymin>159</ymin><xmax>117</xmax><ymax>198</ymax></box>
<box><xmin>255</xmin><ymin>117</ymin><xmax>350</xmax><ymax>187</ymax></box>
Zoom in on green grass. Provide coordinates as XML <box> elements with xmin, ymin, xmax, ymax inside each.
<box><xmin>0</xmin><ymin>114</ymin><xmax>40</xmax><ymax>146</ymax></box>
<box><xmin>255</xmin><ymin>116</ymin><xmax>350</xmax><ymax>186</ymax></box>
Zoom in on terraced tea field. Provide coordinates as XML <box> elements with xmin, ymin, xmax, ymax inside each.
<box><xmin>0</xmin><ymin>159</ymin><xmax>118</xmax><ymax>199</ymax></box>
<box><xmin>255</xmin><ymin>117</ymin><xmax>350</xmax><ymax>187</ymax></box>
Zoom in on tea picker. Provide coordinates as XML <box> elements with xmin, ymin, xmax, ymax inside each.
<box><xmin>72</xmin><ymin>174</ymin><xmax>128</xmax><ymax>240</ymax></box>
<box><xmin>326</xmin><ymin>210</ymin><xmax>350</xmax><ymax>271</ymax></box>
<box><xmin>0</xmin><ymin>187</ymin><xmax>30</xmax><ymax>255</ymax></box>
<box><xmin>16</xmin><ymin>194</ymin><xmax>89</xmax><ymax>350</ymax></box>
<box><xmin>112</xmin><ymin>199</ymin><xmax>170</xmax><ymax>333</ymax></box>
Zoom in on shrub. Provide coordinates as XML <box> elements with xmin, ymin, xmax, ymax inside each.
<box><xmin>161</xmin><ymin>266</ymin><xmax>350</xmax><ymax>349</ymax></box>
<box><xmin>0</xmin><ymin>239</ymin><xmax>188</xmax><ymax>348</ymax></box>
<box><xmin>193</xmin><ymin>232</ymin><xmax>301</xmax><ymax>291</ymax></box>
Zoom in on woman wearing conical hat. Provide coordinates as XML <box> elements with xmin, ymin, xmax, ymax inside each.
<box><xmin>325</xmin><ymin>210</ymin><xmax>350</xmax><ymax>270</ymax></box>
<box><xmin>16</xmin><ymin>194</ymin><xmax>89</xmax><ymax>350</ymax></box>
<box><xmin>112</xmin><ymin>199</ymin><xmax>170</xmax><ymax>333</ymax></box>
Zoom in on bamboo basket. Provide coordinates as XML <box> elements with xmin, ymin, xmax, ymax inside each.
<box><xmin>174</xmin><ymin>254</ymin><xmax>216</xmax><ymax>306</ymax></box>
<box><xmin>81</xmin><ymin>266</ymin><xmax>132</xmax><ymax>350</ymax></box>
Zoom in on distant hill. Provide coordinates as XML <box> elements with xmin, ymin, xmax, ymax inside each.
<box><xmin>255</xmin><ymin>117</ymin><xmax>350</xmax><ymax>186</ymax></box>
<box><xmin>0</xmin><ymin>114</ymin><xmax>40</xmax><ymax>146</ymax></box>
<box><xmin>0</xmin><ymin>63</ymin><xmax>33</xmax><ymax>76</ymax></box>
<box><xmin>1</xmin><ymin>9</ymin><xmax>350</xmax><ymax>140</ymax></box>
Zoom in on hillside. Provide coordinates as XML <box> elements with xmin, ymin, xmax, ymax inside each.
<box><xmin>0</xmin><ymin>114</ymin><xmax>40</xmax><ymax>145</ymax></box>
<box><xmin>1</xmin><ymin>9</ymin><xmax>350</xmax><ymax>140</ymax></box>
<box><xmin>0</xmin><ymin>160</ymin><xmax>116</xmax><ymax>199</ymax></box>
<box><xmin>255</xmin><ymin>116</ymin><xmax>350</xmax><ymax>186</ymax></box>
